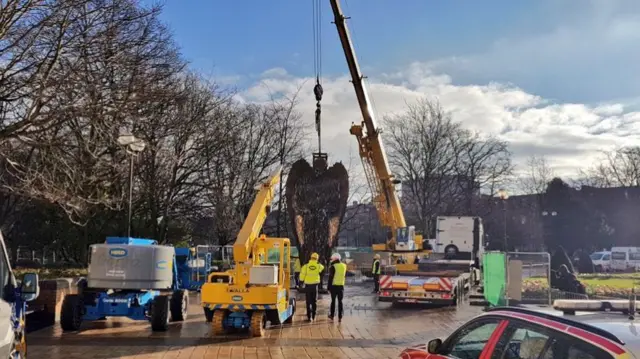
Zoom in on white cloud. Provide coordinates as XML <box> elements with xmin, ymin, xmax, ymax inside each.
<box><xmin>241</xmin><ymin>63</ymin><xmax>640</xmax><ymax>181</ymax></box>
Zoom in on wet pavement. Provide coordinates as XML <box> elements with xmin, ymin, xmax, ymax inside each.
<box><xmin>30</xmin><ymin>284</ymin><xmax>482</xmax><ymax>358</ymax></box>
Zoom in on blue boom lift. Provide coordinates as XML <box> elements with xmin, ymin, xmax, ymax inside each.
<box><xmin>60</xmin><ymin>237</ymin><xmax>197</xmax><ymax>332</ymax></box>
<box><xmin>175</xmin><ymin>247</ymin><xmax>212</xmax><ymax>291</ymax></box>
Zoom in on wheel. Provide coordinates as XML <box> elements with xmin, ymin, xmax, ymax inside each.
<box><xmin>444</xmin><ymin>245</ymin><xmax>459</xmax><ymax>259</ymax></box>
<box><xmin>212</xmin><ymin>310</ymin><xmax>227</xmax><ymax>335</ymax></box>
<box><xmin>150</xmin><ymin>295</ymin><xmax>170</xmax><ymax>332</ymax></box>
<box><xmin>250</xmin><ymin>310</ymin><xmax>266</xmax><ymax>337</ymax></box>
<box><xmin>60</xmin><ymin>294</ymin><xmax>83</xmax><ymax>332</ymax></box>
<box><xmin>204</xmin><ymin>307</ymin><xmax>214</xmax><ymax>322</ymax></box>
<box><xmin>170</xmin><ymin>289</ymin><xmax>189</xmax><ymax>322</ymax></box>
<box><xmin>284</xmin><ymin>298</ymin><xmax>296</xmax><ymax>324</ymax></box>
<box><xmin>594</xmin><ymin>265</ymin><xmax>603</xmax><ymax>273</ymax></box>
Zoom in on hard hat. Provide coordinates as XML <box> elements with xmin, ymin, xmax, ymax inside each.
<box><xmin>310</xmin><ymin>252</ymin><xmax>319</xmax><ymax>260</ymax></box>
<box><xmin>330</xmin><ymin>253</ymin><xmax>341</xmax><ymax>261</ymax></box>
<box><xmin>374</xmin><ymin>253</ymin><xmax>381</xmax><ymax>259</ymax></box>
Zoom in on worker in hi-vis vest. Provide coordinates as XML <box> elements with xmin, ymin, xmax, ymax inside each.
<box><xmin>372</xmin><ymin>253</ymin><xmax>381</xmax><ymax>293</ymax></box>
<box><xmin>327</xmin><ymin>253</ymin><xmax>347</xmax><ymax>322</ymax></box>
<box><xmin>293</xmin><ymin>257</ymin><xmax>302</xmax><ymax>288</ymax></box>
<box><xmin>299</xmin><ymin>252</ymin><xmax>324</xmax><ymax>321</ymax></box>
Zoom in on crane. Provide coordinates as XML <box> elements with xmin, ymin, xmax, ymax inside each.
<box><xmin>329</xmin><ymin>0</ymin><xmax>429</xmax><ymax>255</ymax></box>
<box><xmin>200</xmin><ymin>166</ymin><xmax>296</xmax><ymax>337</ymax></box>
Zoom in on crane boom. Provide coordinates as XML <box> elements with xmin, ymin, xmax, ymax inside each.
<box><xmin>233</xmin><ymin>166</ymin><xmax>282</xmax><ymax>262</ymax></box>
<box><xmin>329</xmin><ymin>0</ymin><xmax>407</xmax><ymax>237</ymax></box>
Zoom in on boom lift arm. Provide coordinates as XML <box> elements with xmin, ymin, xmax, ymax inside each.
<box><xmin>329</xmin><ymin>0</ymin><xmax>413</xmax><ymax>248</ymax></box>
<box><xmin>233</xmin><ymin>166</ymin><xmax>282</xmax><ymax>265</ymax></box>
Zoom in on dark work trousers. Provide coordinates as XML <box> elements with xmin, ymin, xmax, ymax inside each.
<box><xmin>329</xmin><ymin>285</ymin><xmax>344</xmax><ymax>319</ymax></box>
<box><xmin>305</xmin><ymin>283</ymin><xmax>319</xmax><ymax>320</ymax></box>
<box><xmin>373</xmin><ymin>274</ymin><xmax>380</xmax><ymax>292</ymax></box>
<box><xmin>294</xmin><ymin>272</ymin><xmax>300</xmax><ymax>288</ymax></box>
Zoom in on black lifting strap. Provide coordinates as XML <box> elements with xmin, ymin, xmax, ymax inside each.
<box><xmin>314</xmin><ymin>78</ymin><xmax>324</xmax><ymax>151</ymax></box>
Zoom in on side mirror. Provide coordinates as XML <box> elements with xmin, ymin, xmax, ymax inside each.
<box><xmin>427</xmin><ymin>338</ymin><xmax>442</xmax><ymax>354</ymax></box>
<box><xmin>20</xmin><ymin>273</ymin><xmax>40</xmax><ymax>302</ymax></box>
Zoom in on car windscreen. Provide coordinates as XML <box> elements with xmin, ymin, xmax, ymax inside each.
<box><xmin>589</xmin><ymin>253</ymin><xmax>604</xmax><ymax>260</ymax></box>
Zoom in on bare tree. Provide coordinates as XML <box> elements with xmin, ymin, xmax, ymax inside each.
<box><xmin>134</xmin><ymin>73</ymin><xmax>231</xmax><ymax>243</ymax></box>
<box><xmin>1</xmin><ymin>0</ymin><xmax>183</xmax><ymax>224</ymax></box>
<box><xmin>383</xmin><ymin>98</ymin><xmax>512</xmax><ymax>234</ymax></box>
<box><xmin>517</xmin><ymin>154</ymin><xmax>555</xmax><ymax>194</ymax></box>
<box><xmin>383</xmin><ymin>99</ymin><xmax>462</xmax><ymax>233</ymax></box>
<box><xmin>201</xmin><ymin>96</ymin><xmax>306</xmax><ymax>245</ymax></box>
<box><xmin>579</xmin><ymin>147</ymin><xmax>640</xmax><ymax>188</ymax></box>
<box><xmin>452</xmin><ymin>130</ymin><xmax>512</xmax><ymax>214</ymax></box>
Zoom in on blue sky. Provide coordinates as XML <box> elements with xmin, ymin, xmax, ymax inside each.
<box><xmin>152</xmin><ymin>1</ymin><xmax>640</xmax><ymax>176</ymax></box>
<box><xmin>157</xmin><ymin>1</ymin><xmax>540</xmax><ymax>74</ymax></box>
<box><xmin>155</xmin><ymin>1</ymin><xmax>585</xmax><ymax>98</ymax></box>
<box><xmin>154</xmin><ymin>0</ymin><xmax>640</xmax><ymax>105</ymax></box>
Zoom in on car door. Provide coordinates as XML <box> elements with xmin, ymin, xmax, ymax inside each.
<box><xmin>0</xmin><ymin>242</ymin><xmax>14</xmax><ymax>358</ymax></box>
<box><xmin>435</xmin><ymin>317</ymin><xmax>509</xmax><ymax>359</ymax></box>
<box><xmin>491</xmin><ymin>319</ymin><xmax>617</xmax><ymax>359</ymax></box>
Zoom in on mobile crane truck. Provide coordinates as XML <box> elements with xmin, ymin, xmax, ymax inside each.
<box><xmin>200</xmin><ymin>166</ymin><xmax>295</xmax><ymax>337</ymax></box>
<box><xmin>329</xmin><ymin>0</ymin><xmax>481</xmax><ymax>305</ymax></box>
<box><xmin>60</xmin><ymin>237</ymin><xmax>194</xmax><ymax>332</ymax></box>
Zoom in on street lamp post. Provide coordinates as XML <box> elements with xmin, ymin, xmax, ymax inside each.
<box><xmin>497</xmin><ymin>189</ymin><xmax>509</xmax><ymax>251</ymax></box>
<box><xmin>117</xmin><ymin>135</ymin><xmax>147</xmax><ymax>237</ymax></box>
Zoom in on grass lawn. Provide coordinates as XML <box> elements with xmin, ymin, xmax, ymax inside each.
<box><xmin>523</xmin><ymin>273</ymin><xmax>640</xmax><ymax>298</ymax></box>
<box><xmin>579</xmin><ymin>277</ymin><xmax>639</xmax><ymax>289</ymax></box>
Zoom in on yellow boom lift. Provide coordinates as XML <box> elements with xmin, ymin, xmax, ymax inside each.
<box><xmin>200</xmin><ymin>167</ymin><xmax>295</xmax><ymax>337</ymax></box>
<box><xmin>329</xmin><ymin>0</ymin><xmax>431</xmax><ymax>271</ymax></box>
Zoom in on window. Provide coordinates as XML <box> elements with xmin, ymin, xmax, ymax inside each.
<box><xmin>500</xmin><ymin>327</ymin><xmax>553</xmax><ymax>359</ymax></box>
<box><xmin>445</xmin><ymin>320</ymin><xmax>500</xmax><ymax>359</ymax></box>
<box><xmin>611</xmin><ymin>252</ymin><xmax>626</xmax><ymax>260</ymax></box>
<box><xmin>629</xmin><ymin>252</ymin><xmax>640</xmax><ymax>261</ymax></box>
<box><xmin>589</xmin><ymin>253</ymin><xmax>603</xmax><ymax>260</ymax></box>
<box><xmin>563</xmin><ymin>336</ymin><xmax>612</xmax><ymax>359</ymax></box>
<box><xmin>602</xmin><ymin>254</ymin><xmax>610</xmax><ymax>260</ymax></box>
<box><xmin>495</xmin><ymin>320</ymin><xmax>615</xmax><ymax>359</ymax></box>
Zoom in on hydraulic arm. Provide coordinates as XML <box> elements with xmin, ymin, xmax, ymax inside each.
<box><xmin>329</xmin><ymin>0</ymin><xmax>408</xmax><ymax>244</ymax></box>
<box><xmin>233</xmin><ymin>166</ymin><xmax>282</xmax><ymax>265</ymax></box>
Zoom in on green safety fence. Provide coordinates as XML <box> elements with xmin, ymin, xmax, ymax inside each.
<box><xmin>483</xmin><ymin>252</ymin><xmax>507</xmax><ymax>306</ymax></box>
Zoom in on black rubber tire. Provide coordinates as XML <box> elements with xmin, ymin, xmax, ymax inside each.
<box><xmin>150</xmin><ymin>295</ymin><xmax>170</xmax><ymax>332</ymax></box>
<box><xmin>170</xmin><ymin>289</ymin><xmax>188</xmax><ymax>322</ymax></box>
<box><xmin>284</xmin><ymin>298</ymin><xmax>295</xmax><ymax>324</ymax></box>
<box><xmin>444</xmin><ymin>245</ymin><xmax>459</xmax><ymax>259</ymax></box>
<box><xmin>204</xmin><ymin>308</ymin><xmax>214</xmax><ymax>322</ymax></box>
<box><xmin>60</xmin><ymin>294</ymin><xmax>83</xmax><ymax>332</ymax></box>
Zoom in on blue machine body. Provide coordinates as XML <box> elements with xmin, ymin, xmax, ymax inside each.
<box><xmin>174</xmin><ymin>247</ymin><xmax>212</xmax><ymax>291</ymax></box>
<box><xmin>80</xmin><ymin>237</ymin><xmax>214</xmax><ymax>323</ymax></box>
<box><xmin>81</xmin><ymin>237</ymin><xmax>179</xmax><ymax>322</ymax></box>
<box><xmin>83</xmin><ymin>290</ymin><xmax>158</xmax><ymax>321</ymax></box>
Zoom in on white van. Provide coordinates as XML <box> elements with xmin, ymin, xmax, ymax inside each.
<box><xmin>610</xmin><ymin>247</ymin><xmax>640</xmax><ymax>272</ymax></box>
<box><xmin>589</xmin><ymin>251</ymin><xmax>611</xmax><ymax>272</ymax></box>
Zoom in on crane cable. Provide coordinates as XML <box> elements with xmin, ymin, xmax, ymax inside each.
<box><xmin>312</xmin><ymin>0</ymin><xmax>324</xmax><ymax>153</ymax></box>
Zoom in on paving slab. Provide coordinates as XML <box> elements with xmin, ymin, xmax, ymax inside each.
<box><xmin>29</xmin><ymin>284</ymin><xmax>482</xmax><ymax>358</ymax></box>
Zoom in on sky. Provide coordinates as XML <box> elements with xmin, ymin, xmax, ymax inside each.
<box><xmin>154</xmin><ymin>0</ymin><xmax>640</xmax><ymax>179</ymax></box>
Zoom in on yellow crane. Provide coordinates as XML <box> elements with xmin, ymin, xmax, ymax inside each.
<box><xmin>329</xmin><ymin>0</ymin><xmax>431</xmax><ymax>269</ymax></box>
<box><xmin>200</xmin><ymin>166</ymin><xmax>295</xmax><ymax>337</ymax></box>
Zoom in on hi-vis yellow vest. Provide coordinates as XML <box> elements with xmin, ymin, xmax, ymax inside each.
<box><xmin>300</xmin><ymin>260</ymin><xmax>324</xmax><ymax>285</ymax></box>
<box><xmin>372</xmin><ymin>259</ymin><xmax>381</xmax><ymax>275</ymax></box>
<box><xmin>332</xmin><ymin>262</ymin><xmax>347</xmax><ymax>286</ymax></box>
<box><xmin>293</xmin><ymin>258</ymin><xmax>301</xmax><ymax>273</ymax></box>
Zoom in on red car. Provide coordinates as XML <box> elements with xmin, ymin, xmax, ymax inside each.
<box><xmin>400</xmin><ymin>306</ymin><xmax>639</xmax><ymax>359</ymax></box>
